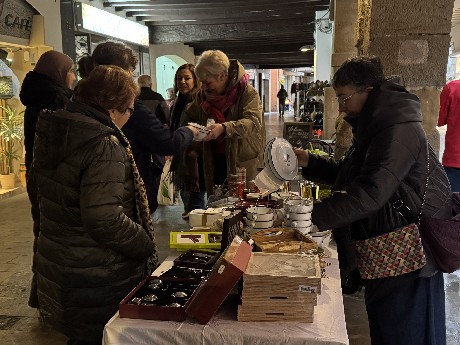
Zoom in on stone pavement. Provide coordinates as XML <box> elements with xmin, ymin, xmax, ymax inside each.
<box><xmin>0</xmin><ymin>112</ymin><xmax>458</xmax><ymax>345</ymax></box>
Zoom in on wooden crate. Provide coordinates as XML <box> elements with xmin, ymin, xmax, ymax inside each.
<box><xmin>250</xmin><ymin>228</ymin><xmax>318</xmax><ymax>253</ymax></box>
<box><xmin>238</xmin><ymin>253</ymin><xmax>321</xmax><ymax>322</ymax></box>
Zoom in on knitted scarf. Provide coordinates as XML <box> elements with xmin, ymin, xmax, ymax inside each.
<box><xmin>200</xmin><ymin>73</ymin><xmax>249</xmax><ymax>154</ymax></box>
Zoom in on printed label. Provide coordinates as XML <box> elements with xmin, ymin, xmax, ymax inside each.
<box><xmin>298</xmin><ymin>285</ymin><xmax>318</xmax><ymax>293</ymax></box>
<box><xmin>177</xmin><ymin>234</ymin><xmax>205</xmax><ymax>244</ymax></box>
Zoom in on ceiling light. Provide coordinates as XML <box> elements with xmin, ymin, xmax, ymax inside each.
<box><xmin>300</xmin><ymin>45</ymin><xmax>314</xmax><ymax>52</ymax></box>
<box><xmin>169</xmin><ymin>19</ymin><xmax>197</xmax><ymax>22</ymax></box>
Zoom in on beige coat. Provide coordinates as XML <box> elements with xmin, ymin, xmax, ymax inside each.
<box><xmin>182</xmin><ymin>61</ymin><xmax>265</xmax><ymax>194</ymax></box>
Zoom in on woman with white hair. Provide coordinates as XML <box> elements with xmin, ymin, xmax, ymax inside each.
<box><xmin>181</xmin><ymin>50</ymin><xmax>265</xmax><ymax>194</ymax></box>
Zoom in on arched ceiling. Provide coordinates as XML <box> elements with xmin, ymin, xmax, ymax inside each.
<box><xmin>102</xmin><ymin>0</ymin><xmax>331</xmax><ymax>68</ymax></box>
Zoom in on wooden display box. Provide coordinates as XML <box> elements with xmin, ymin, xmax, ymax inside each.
<box><xmin>238</xmin><ymin>252</ymin><xmax>321</xmax><ymax>322</ymax></box>
<box><xmin>250</xmin><ymin>228</ymin><xmax>318</xmax><ymax>253</ymax></box>
<box><xmin>173</xmin><ymin>249</ymin><xmax>220</xmax><ymax>270</ymax></box>
<box><xmin>120</xmin><ymin>236</ymin><xmax>252</xmax><ymax>324</ymax></box>
<box><xmin>119</xmin><ymin>276</ymin><xmax>200</xmax><ymax>322</ymax></box>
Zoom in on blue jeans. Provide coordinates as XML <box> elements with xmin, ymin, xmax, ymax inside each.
<box><xmin>181</xmin><ymin>190</ymin><xmax>206</xmax><ymax>213</ymax></box>
<box><xmin>444</xmin><ymin>166</ymin><xmax>460</xmax><ymax>192</ymax></box>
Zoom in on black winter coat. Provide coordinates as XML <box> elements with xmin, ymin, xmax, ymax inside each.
<box><xmin>19</xmin><ymin>71</ymin><xmax>72</xmax><ymax>173</ymax></box>
<box><xmin>122</xmin><ymin>100</ymin><xmax>193</xmax><ymax>212</ymax></box>
<box><xmin>303</xmin><ymin>80</ymin><xmax>451</xmax><ymax>240</ymax></box>
<box><xmin>33</xmin><ymin>101</ymin><xmax>153</xmax><ymax>342</ymax></box>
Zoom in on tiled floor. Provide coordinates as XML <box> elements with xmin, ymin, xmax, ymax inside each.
<box><xmin>0</xmin><ymin>112</ymin><xmax>458</xmax><ymax>345</ymax></box>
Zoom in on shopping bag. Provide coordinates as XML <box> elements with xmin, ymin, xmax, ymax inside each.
<box><xmin>157</xmin><ymin>159</ymin><xmax>174</xmax><ymax>206</ymax></box>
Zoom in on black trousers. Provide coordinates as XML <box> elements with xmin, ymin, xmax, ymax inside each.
<box><xmin>364</xmin><ymin>271</ymin><xmax>446</xmax><ymax>345</ymax></box>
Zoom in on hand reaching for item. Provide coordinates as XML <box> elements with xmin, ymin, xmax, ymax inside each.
<box><xmin>203</xmin><ymin>123</ymin><xmax>225</xmax><ymax>141</ymax></box>
<box><xmin>293</xmin><ymin>148</ymin><xmax>309</xmax><ymax>167</ymax></box>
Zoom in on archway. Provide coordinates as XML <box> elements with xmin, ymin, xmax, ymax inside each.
<box><xmin>155</xmin><ymin>55</ymin><xmax>187</xmax><ymax>99</ymax></box>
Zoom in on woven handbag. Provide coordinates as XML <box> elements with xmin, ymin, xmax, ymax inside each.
<box><xmin>354</xmin><ymin>224</ymin><xmax>426</xmax><ymax>279</ymax></box>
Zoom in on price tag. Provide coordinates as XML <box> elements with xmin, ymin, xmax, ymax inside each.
<box><xmin>298</xmin><ymin>285</ymin><xmax>318</xmax><ymax>293</ymax></box>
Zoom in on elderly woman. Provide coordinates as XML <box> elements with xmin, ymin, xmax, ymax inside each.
<box><xmin>294</xmin><ymin>56</ymin><xmax>450</xmax><ymax>344</ymax></box>
<box><xmin>33</xmin><ymin>65</ymin><xmax>155</xmax><ymax>345</ymax></box>
<box><xmin>182</xmin><ymin>50</ymin><xmax>265</xmax><ymax>194</ymax></box>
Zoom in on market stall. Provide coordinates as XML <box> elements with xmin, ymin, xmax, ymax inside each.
<box><xmin>103</xmin><ymin>246</ymin><xmax>348</xmax><ymax>345</ymax></box>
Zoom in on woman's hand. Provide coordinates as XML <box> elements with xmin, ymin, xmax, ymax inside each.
<box><xmin>186</xmin><ymin>125</ymin><xmax>199</xmax><ymax>140</ymax></box>
<box><xmin>293</xmin><ymin>148</ymin><xmax>309</xmax><ymax>167</ymax></box>
<box><xmin>203</xmin><ymin>123</ymin><xmax>225</xmax><ymax>141</ymax></box>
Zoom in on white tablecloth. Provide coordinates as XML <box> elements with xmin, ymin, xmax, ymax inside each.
<box><xmin>103</xmin><ymin>248</ymin><xmax>349</xmax><ymax>345</ymax></box>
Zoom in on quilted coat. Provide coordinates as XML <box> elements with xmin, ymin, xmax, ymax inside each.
<box><xmin>33</xmin><ymin>101</ymin><xmax>153</xmax><ymax>341</ymax></box>
<box><xmin>181</xmin><ymin>60</ymin><xmax>265</xmax><ymax>194</ymax></box>
<box><xmin>303</xmin><ymin>79</ymin><xmax>451</xmax><ymax>241</ymax></box>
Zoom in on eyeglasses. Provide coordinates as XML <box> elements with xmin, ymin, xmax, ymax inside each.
<box><xmin>124</xmin><ymin>107</ymin><xmax>135</xmax><ymax>116</ymax></box>
<box><xmin>336</xmin><ymin>93</ymin><xmax>355</xmax><ymax>105</ymax></box>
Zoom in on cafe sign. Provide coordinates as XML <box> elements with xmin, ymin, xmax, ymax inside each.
<box><xmin>0</xmin><ymin>0</ymin><xmax>37</xmax><ymax>40</ymax></box>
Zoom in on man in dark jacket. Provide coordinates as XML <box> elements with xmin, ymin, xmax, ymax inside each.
<box><xmin>137</xmin><ymin>75</ymin><xmax>170</xmax><ymax>125</ymax></box>
<box><xmin>122</xmin><ymin>100</ymin><xmax>197</xmax><ymax>213</ymax></box>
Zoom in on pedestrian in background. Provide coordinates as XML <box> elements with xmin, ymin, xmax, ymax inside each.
<box><xmin>438</xmin><ymin>79</ymin><xmax>460</xmax><ymax>192</ymax></box>
<box><xmin>33</xmin><ymin>65</ymin><xmax>154</xmax><ymax>345</ymax></box>
<box><xmin>19</xmin><ymin>50</ymin><xmax>75</xmax><ymax>309</ymax></box>
<box><xmin>276</xmin><ymin>84</ymin><xmax>288</xmax><ymax>117</ymax></box>
<box><xmin>137</xmin><ymin>74</ymin><xmax>170</xmax><ymax>125</ymax></box>
<box><xmin>182</xmin><ymin>50</ymin><xmax>265</xmax><ymax>195</ymax></box>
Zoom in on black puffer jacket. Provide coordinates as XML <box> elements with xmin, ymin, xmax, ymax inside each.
<box><xmin>304</xmin><ymin>80</ymin><xmax>451</xmax><ymax>240</ymax></box>
<box><xmin>33</xmin><ymin>101</ymin><xmax>153</xmax><ymax>342</ymax></box>
<box><xmin>20</xmin><ymin>71</ymin><xmax>72</xmax><ymax>240</ymax></box>
<box><xmin>20</xmin><ymin>71</ymin><xmax>72</xmax><ymax>173</ymax></box>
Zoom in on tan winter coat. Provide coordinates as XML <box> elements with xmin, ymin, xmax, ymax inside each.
<box><xmin>182</xmin><ymin>60</ymin><xmax>265</xmax><ymax>194</ymax></box>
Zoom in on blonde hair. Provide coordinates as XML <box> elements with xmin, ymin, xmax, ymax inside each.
<box><xmin>195</xmin><ymin>50</ymin><xmax>230</xmax><ymax>80</ymax></box>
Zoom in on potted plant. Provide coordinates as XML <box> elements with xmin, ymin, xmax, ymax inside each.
<box><xmin>0</xmin><ymin>104</ymin><xmax>24</xmax><ymax>189</ymax></box>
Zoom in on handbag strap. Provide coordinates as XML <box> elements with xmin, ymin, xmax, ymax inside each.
<box><xmin>391</xmin><ymin>142</ymin><xmax>430</xmax><ymax>225</ymax></box>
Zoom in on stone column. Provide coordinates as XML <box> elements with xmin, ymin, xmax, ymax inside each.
<box><xmin>323</xmin><ymin>0</ymin><xmax>358</xmax><ymax>149</ymax></box>
<box><xmin>355</xmin><ymin>0</ymin><xmax>455</xmax><ymax>155</ymax></box>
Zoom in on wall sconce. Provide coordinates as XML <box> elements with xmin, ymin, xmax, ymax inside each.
<box><xmin>6</xmin><ymin>51</ymin><xmax>14</xmax><ymax>62</ymax></box>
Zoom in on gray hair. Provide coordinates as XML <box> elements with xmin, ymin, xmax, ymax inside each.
<box><xmin>195</xmin><ymin>50</ymin><xmax>230</xmax><ymax>80</ymax></box>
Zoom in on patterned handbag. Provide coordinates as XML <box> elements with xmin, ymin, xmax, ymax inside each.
<box><xmin>354</xmin><ymin>223</ymin><xmax>426</xmax><ymax>279</ymax></box>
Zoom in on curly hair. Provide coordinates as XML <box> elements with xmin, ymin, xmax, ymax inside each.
<box><xmin>173</xmin><ymin>63</ymin><xmax>199</xmax><ymax>96</ymax></box>
<box><xmin>332</xmin><ymin>56</ymin><xmax>385</xmax><ymax>91</ymax></box>
<box><xmin>73</xmin><ymin>65</ymin><xmax>140</xmax><ymax>114</ymax></box>
<box><xmin>77</xmin><ymin>41</ymin><xmax>138</xmax><ymax>78</ymax></box>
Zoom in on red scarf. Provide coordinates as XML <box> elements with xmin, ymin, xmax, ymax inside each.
<box><xmin>200</xmin><ymin>73</ymin><xmax>249</xmax><ymax>154</ymax></box>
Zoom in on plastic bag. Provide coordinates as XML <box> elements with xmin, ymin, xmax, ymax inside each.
<box><xmin>157</xmin><ymin>159</ymin><xmax>174</xmax><ymax>206</ymax></box>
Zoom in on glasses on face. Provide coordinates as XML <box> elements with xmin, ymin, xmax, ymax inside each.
<box><xmin>124</xmin><ymin>107</ymin><xmax>135</xmax><ymax>116</ymax></box>
<box><xmin>336</xmin><ymin>93</ymin><xmax>355</xmax><ymax>105</ymax></box>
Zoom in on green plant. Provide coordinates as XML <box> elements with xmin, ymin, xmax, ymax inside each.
<box><xmin>0</xmin><ymin>105</ymin><xmax>24</xmax><ymax>175</ymax></box>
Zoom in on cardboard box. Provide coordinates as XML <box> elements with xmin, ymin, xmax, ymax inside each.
<box><xmin>188</xmin><ymin>208</ymin><xmax>231</xmax><ymax>227</ymax></box>
<box><xmin>169</xmin><ymin>231</ymin><xmax>222</xmax><ymax>250</ymax></box>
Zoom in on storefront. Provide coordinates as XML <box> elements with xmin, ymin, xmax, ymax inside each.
<box><xmin>73</xmin><ymin>1</ymin><xmax>150</xmax><ymax>77</ymax></box>
<box><xmin>0</xmin><ymin>0</ymin><xmax>57</xmax><ymax>191</ymax></box>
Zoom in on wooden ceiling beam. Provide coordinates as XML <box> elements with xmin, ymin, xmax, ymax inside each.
<box><xmin>150</xmin><ymin>18</ymin><xmax>317</xmax><ymax>44</ymax></box>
